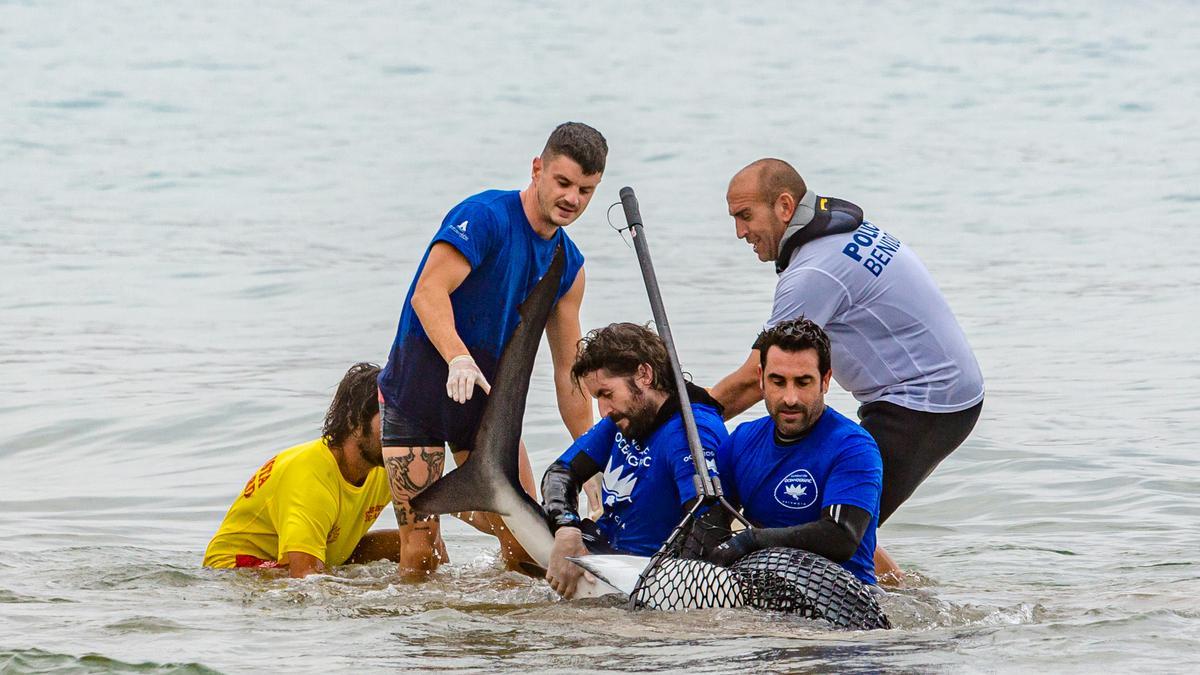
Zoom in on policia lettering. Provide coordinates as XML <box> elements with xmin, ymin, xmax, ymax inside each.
<box><xmin>841</xmin><ymin>223</ymin><xmax>901</xmax><ymax>277</ymax></box>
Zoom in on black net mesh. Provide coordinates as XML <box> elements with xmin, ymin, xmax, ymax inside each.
<box><xmin>630</xmin><ymin>543</ymin><xmax>891</xmax><ymax>631</ymax></box>
<box><xmin>654</xmin><ymin>510</ymin><xmax>731</xmax><ymax>562</ymax></box>
<box><xmin>731</xmin><ymin>548</ymin><xmax>891</xmax><ymax>630</ymax></box>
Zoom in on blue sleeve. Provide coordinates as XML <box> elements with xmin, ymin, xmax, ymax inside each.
<box><xmin>430</xmin><ymin>200</ymin><xmax>500</xmax><ymax>270</ymax></box>
<box><xmin>668</xmin><ymin>441</ymin><xmax>699</xmax><ymax>506</ymax></box>
<box><xmin>670</xmin><ymin>411</ymin><xmax>727</xmax><ymax>506</ymax></box>
<box><xmin>821</xmin><ymin>441</ymin><xmax>883</xmax><ymax>516</ymax></box>
<box><xmin>557</xmin><ymin>238</ymin><xmax>586</xmax><ymax>301</ymax></box>
<box><xmin>714</xmin><ymin>432</ymin><xmax>742</xmax><ymax>510</ymax></box>
<box><xmin>556</xmin><ymin>417</ymin><xmax>618</xmax><ymax>468</ymax></box>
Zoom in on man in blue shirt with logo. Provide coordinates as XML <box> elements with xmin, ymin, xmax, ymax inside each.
<box><xmin>378</xmin><ymin>123</ymin><xmax>607</xmax><ymax>576</ymax></box>
<box><xmin>708</xmin><ymin>318</ymin><xmax>884</xmax><ymax>585</ymax></box>
<box><xmin>540</xmin><ymin>323</ymin><xmax>728</xmax><ymax>598</ymax></box>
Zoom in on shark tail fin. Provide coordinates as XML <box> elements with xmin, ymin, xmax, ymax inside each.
<box><xmin>407</xmin><ymin>458</ymin><xmax>506</xmax><ymax>515</ymax></box>
<box><xmin>410</xmin><ymin>245</ymin><xmax>566</xmax><ymax>519</ymax></box>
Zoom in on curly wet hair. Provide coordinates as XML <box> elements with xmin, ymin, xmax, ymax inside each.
<box><xmin>322</xmin><ymin>362</ymin><xmax>381</xmax><ymax>449</ymax></box>
<box><xmin>571</xmin><ymin>322</ymin><xmax>672</xmax><ymax>392</ymax></box>
<box><xmin>754</xmin><ymin>317</ymin><xmax>831</xmax><ymax>377</ymax></box>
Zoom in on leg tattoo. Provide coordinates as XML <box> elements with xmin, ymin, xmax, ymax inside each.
<box><xmin>384</xmin><ymin>446</ymin><xmax>447</xmax><ymax>571</ymax></box>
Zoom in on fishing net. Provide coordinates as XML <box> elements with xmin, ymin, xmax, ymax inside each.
<box><xmin>630</xmin><ymin>541</ymin><xmax>891</xmax><ymax>630</ymax></box>
<box><xmin>731</xmin><ymin>547</ymin><xmax>891</xmax><ymax>630</ymax></box>
<box><xmin>653</xmin><ymin>508</ymin><xmax>731</xmax><ymax>562</ymax></box>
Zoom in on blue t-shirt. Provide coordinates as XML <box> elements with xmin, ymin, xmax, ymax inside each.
<box><xmin>378</xmin><ymin>190</ymin><xmax>585</xmax><ymax>447</ymax></box>
<box><xmin>557</xmin><ymin>403</ymin><xmax>727</xmax><ymax>556</ymax></box>
<box><xmin>716</xmin><ymin>407</ymin><xmax>882</xmax><ymax>584</ymax></box>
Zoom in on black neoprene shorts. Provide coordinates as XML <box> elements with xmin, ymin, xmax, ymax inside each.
<box><xmin>858</xmin><ymin>398</ymin><xmax>983</xmax><ymax>524</ymax></box>
<box><xmin>381</xmin><ymin>401</ymin><xmax>463</xmax><ymax>450</ymax></box>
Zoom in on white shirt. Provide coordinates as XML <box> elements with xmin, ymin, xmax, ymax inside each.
<box><xmin>768</xmin><ymin>220</ymin><xmax>984</xmax><ymax>413</ymax></box>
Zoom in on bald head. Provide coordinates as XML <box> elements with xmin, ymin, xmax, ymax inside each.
<box><xmin>727</xmin><ymin>159</ymin><xmax>810</xmax><ymax>262</ymax></box>
<box><xmin>730</xmin><ymin>158</ymin><xmax>807</xmax><ymax>208</ymax></box>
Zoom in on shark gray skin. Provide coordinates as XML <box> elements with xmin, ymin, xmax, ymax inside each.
<box><xmin>409</xmin><ymin>244</ymin><xmax>625</xmax><ymax>598</ymax></box>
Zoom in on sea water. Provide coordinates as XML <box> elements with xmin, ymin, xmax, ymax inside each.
<box><xmin>2</xmin><ymin>1</ymin><xmax>1198</xmax><ymax>672</ymax></box>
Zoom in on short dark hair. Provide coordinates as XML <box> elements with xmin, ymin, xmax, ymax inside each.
<box><xmin>754</xmin><ymin>317</ymin><xmax>831</xmax><ymax>377</ymax></box>
<box><xmin>543</xmin><ymin>122</ymin><xmax>608</xmax><ymax>175</ymax></box>
<box><xmin>571</xmin><ymin>322</ymin><xmax>671</xmax><ymax>391</ymax></box>
<box><xmin>322</xmin><ymin>362</ymin><xmax>381</xmax><ymax>449</ymax></box>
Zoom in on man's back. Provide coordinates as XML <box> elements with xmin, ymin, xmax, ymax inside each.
<box><xmin>770</xmin><ymin>221</ymin><xmax>984</xmax><ymax>412</ymax></box>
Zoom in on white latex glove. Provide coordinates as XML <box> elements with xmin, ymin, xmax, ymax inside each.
<box><xmin>446</xmin><ymin>355</ymin><xmax>490</xmax><ymax>403</ymax></box>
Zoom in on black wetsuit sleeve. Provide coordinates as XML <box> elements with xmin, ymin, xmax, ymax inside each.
<box><xmin>540</xmin><ymin>453</ymin><xmax>602</xmax><ymax>533</ymax></box>
<box><xmin>751</xmin><ymin>504</ymin><xmax>871</xmax><ymax>563</ymax></box>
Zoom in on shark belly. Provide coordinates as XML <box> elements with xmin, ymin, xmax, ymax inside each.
<box><xmin>495</xmin><ymin>488</ymin><xmax>626</xmax><ymax>598</ymax></box>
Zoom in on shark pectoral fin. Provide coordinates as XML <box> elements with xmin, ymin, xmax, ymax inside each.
<box><xmin>410</xmin><ymin>463</ymin><xmax>504</xmax><ymax>516</ymax></box>
<box><xmin>566</xmin><ymin>554</ymin><xmax>652</xmax><ymax>596</ymax></box>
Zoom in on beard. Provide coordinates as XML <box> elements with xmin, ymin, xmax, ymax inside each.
<box><xmin>359</xmin><ymin>432</ymin><xmax>385</xmax><ymax>468</ymax></box>
<box><xmin>611</xmin><ymin>380</ymin><xmax>661</xmax><ymax>441</ymax></box>
<box><xmin>767</xmin><ymin>398</ymin><xmax>825</xmax><ymax>438</ymax></box>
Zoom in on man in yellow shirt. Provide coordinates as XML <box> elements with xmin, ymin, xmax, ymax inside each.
<box><xmin>204</xmin><ymin>363</ymin><xmax>401</xmax><ymax>578</ymax></box>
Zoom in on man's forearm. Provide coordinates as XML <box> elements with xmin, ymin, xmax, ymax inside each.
<box><xmin>711</xmin><ymin>353</ymin><xmax>763</xmax><ymax>420</ymax></box>
<box><xmin>346</xmin><ymin>530</ymin><xmax>403</xmax><ymax>565</ymax></box>
<box><xmin>286</xmin><ymin>551</ymin><xmax>325</xmax><ymax>578</ymax></box>
<box><xmin>541</xmin><ymin>460</ymin><xmax>585</xmax><ymax>531</ymax></box>
<box><xmin>411</xmin><ymin>287</ymin><xmax>470</xmax><ymax>363</ymax></box>
<box><xmin>754</xmin><ymin>504</ymin><xmax>870</xmax><ymax>563</ymax></box>
<box><xmin>555</xmin><ymin>374</ymin><xmax>594</xmax><ymax>439</ymax></box>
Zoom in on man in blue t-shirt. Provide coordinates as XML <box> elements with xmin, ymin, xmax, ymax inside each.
<box><xmin>377</xmin><ymin>123</ymin><xmax>607</xmax><ymax>576</ymax></box>
<box><xmin>708</xmin><ymin>318</ymin><xmax>884</xmax><ymax>585</ymax></box>
<box><xmin>540</xmin><ymin>323</ymin><xmax>728</xmax><ymax>598</ymax></box>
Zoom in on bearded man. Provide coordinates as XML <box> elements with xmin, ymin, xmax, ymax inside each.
<box><xmin>204</xmin><ymin>363</ymin><xmax>398</xmax><ymax>578</ymax></box>
<box><xmin>540</xmin><ymin>322</ymin><xmax>728</xmax><ymax>598</ymax></box>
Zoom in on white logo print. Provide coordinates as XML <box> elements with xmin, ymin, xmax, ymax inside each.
<box><xmin>450</xmin><ymin>219</ymin><xmax>469</xmax><ymax>241</ymax></box>
<box><xmin>774</xmin><ymin>469</ymin><xmax>818</xmax><ymax>510</ymax></box>
<box><xmin>601</xmin><ymin>456</ymin><xmax>638</xmax><ymax>507</ymax></box>
<box><xmin>684</xmin><ymin>449</ymin><xmax>719</xmax><ymax>476</ymax></box>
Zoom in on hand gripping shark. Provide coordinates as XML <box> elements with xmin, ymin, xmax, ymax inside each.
<box><xmin>410</xmin><ymin>244</ymin><xmax>891</xmax><ymax>629</ymax></box>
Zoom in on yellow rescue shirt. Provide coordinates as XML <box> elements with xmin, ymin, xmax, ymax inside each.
<box><xmin>203</xmin><ymin>438</ymin><xmax>391</xmax><ymax>569</ymax></box>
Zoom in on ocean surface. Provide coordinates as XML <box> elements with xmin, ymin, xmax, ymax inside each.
<box><xmin>2</xmin><ymin>1</ymin><xmax>1198</xmax><ymax>672</ymax></box>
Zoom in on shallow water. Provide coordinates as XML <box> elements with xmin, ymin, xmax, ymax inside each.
<box><xmin>2</xmin><ymin>1</ymin><xmax>1199</xmax><ymax>673</ymax></box>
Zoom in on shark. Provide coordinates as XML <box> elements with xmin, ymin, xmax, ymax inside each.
<box><xmin>409</xmin><ymin>244</ymin><xmax>891</xmax><ymax>628</ymax></box>
<box><xmin>409</xmin><ymin>244</ymin><xmax>632</xmax><ymax>598</ymax></box>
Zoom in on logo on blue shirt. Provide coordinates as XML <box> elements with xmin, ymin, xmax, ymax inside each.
<box><xmin>774</xmin><ymin>469</ymin><xmax>818</xmax><ymax>509</ymax></box>
<box><xmin>601</xmin><ymin>457</ymin><xmax>638</xmax><ymax>507</ymax></box>
<box><xmin>451</xmin><ymin>219</ymin><xmax>469</xmax><ymax>240</ymax></box>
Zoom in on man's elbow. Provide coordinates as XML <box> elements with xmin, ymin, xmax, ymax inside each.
<box><xmin>410</xmin><ymin>284</ymin><xmax>435</xmax><ymax>316</ymax></box>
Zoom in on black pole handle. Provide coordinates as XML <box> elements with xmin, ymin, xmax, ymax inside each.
<box><xmin>619</xmin><ymin>186</ymin><xmax>643</xmax><ymax>228</ymax></box>
<box><xmin>618</xmin><ymin>186</ymin><xmax>716</xmax><ymax>499</ymax></box>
